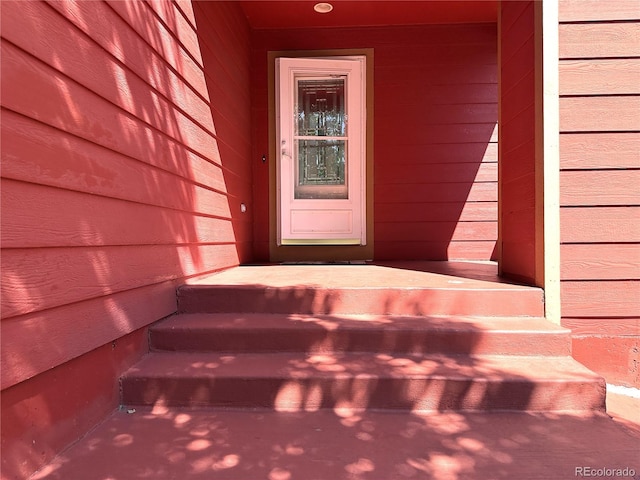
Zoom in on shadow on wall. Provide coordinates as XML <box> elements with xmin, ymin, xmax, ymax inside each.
<box><xmin>385</xmin><ymin>26</ymin><xmax>500</xmax><ymax>262</ymax></box>
<box><xmin>1</xmin><ymin>1</ymin><xmax>252</xmax><ymax>479</ymax></box>
<box><xmin>249</xmin><ymin>23</ymin><xmax>499</xmax><ymax>261</ymax></box>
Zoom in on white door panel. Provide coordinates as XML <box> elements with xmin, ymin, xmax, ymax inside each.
<box><xmin>291</xmin><ymin>210</ymin><xmax>353</xmax><ymax>234</ymax></box>
<box><xmin>276</xmin><ymin>56</ymin><xmax>366</xmax><ymax>245</ymax></box>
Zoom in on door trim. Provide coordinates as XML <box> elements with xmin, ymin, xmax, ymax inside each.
<box><xmin>268</xmin><ymin>49</ymin><xmax>374</xmax><ymax>262</ymax></box>
<box><xmin>537</xmin><ymin>0</ymin><xmax>561</xmax><ymax>323</ymax></box>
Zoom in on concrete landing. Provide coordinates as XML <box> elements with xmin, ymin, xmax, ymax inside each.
<box><xmin>179</xmin><ymin>262</ymin><xmax>544</xmax><ymax>317</ymax></box>
<box><xmin>30</xmin><ymin>408</ymin><xmax>639</xmax><ymax>480</ymax></box>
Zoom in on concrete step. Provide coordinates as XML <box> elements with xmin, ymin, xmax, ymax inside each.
<box><xmin>177</xmin><ymin>283</ymin><xmax>544</xmax><ymax>317</ymax></box>
<box><xmin>177</xmin><ymin>263</ymin><xmax>544</xmax><ymax>317</ymax></box>
<box><xmin>150</xmin><ymin>313</ymin><xmax>571</xmax><ymax>356</ymax></box>
<box><xmin>121</xmin><ymin>351</ymin><xmax>605</xmax><ymax>413</ymax></box>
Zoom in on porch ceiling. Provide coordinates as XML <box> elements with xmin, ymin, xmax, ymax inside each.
<box><xmin>237</xmin><ymin>1</ymin><xmax>498</xmax><ymax>29</ymax></box>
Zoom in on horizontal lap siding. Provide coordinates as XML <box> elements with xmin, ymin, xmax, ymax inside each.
<box><xmin>1</xmin><ymin>2</ymin><xmax>253</xmax><ymax>476</ymax></box>
<box><xmin>366</xmin><ymin>27</ymin><xmax>497</xmax><ymax>261</ymax></box>
<box><xmin>251</xmin><ymin>24</ymin><xmax>498</xmax><ymax>261</ymax></box>
<box><xmin>2</xmin><ymin>282</ymin><xmax>176</xmax><ymax>393</ymax></box>
<box><xmin>559</xmin><ymin>1</ymin><xmax>640</xmax><ymax>386</ymax></box>
<box><xmin>0</xmin><ymin>1</ymin><xmax>252</xmax><ymax>389</ymax></box>
<box><xmin>499</xmin><ymin>1</ymin><xmax>538</xmax><ymax>283</ymax></box>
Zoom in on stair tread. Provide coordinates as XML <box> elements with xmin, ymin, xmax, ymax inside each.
<box><xmin>153</xmin><ymin>313</ymin><xmax>568</xmax><ymax>333</ymax></box>
<box><xmin>123</xmin><ymin>351</ymin><xmax>602</xmax><ymax>382</ymax></box>
<box><xmin>183</xmin><ymin>264</ymin><xmax>542</xmax><ymax>290</ymax></box>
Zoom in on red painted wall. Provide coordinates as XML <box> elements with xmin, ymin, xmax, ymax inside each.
<box><xmin>498</xmin><ymin>1</ymin><xmax>538</xmax><ymax>285</ymax></box>
<box><xmin>558</xmin><ymin>0</ymin><xmax>640</xmax><ymax>387</ymax></box>
<box><xmin>251</xmin><ymin>24</ymin><xmax>498</xmax><ymax>261</ymax></box>
<box><xmin>0</xmin><ymin>1</ymin><xmax>252</xmax><ymax>478</ymax></box>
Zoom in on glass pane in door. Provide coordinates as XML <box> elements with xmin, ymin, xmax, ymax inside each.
<box><xmin>294</xmin><ymin>77</ymin><xmax>348</xmax><ymax>199</ymax></box>
<box><xmin>297</xmin><ymin>78</ymin><xmax>345</xmax><ymax>136</ymax></box>
<box><xmin>295</xmin><ymin>140</ymin><xmax>347</xmax><ymax>199</ymax></box>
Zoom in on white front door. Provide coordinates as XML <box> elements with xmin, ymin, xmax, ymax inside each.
<box><xmin>276</xmin><ymin>56</ymin><xmax>366</xmax><ymax>245</ymax></box>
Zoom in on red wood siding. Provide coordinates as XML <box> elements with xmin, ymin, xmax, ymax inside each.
<box><xmin>251</xmin><ymin>24</ymin><xmax>498</xmax><ymax>261</ymax></box>
<box><xmin>498</xmin><ymin>1</ymin><xmax>538</xmax><ymax>285</ymax></box>
<box><xmin>1</xmin><ymin>328</ymin><xmax>148</xmax><ymax>480</ymax></box>
<box><xmin>0</xmin><ymin>1</ymin><xmax>252</xmax><ymax>477</ymax></box>
<box><xmin>558</xmin><ymin>0</ymin><xmax>640</xmax><ymax>387</ymax></box>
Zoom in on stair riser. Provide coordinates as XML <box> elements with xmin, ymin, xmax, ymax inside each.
<box><xmin>151</xmin><ymin>329</ymin><xmax>570</xmax><ymax>356</ymax></box>
<box><xmin>178</xmin><ymin>286</ymin><xmax>544</xmax><ymax>317</ymax></box>
<box><xmin>121</xmin><ymin>376</ymin><xmax>605</xmax><ymax>412</ymax></box>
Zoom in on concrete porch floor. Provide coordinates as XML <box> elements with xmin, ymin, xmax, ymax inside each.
<box><xmin>30</xmin><ymin>399</ymin><xmax>639</xmax><ymax>480</ymax></box>
<box><xmin>179</xmin><ymin>261</ymin><xmax>545</xmax><ymax>318</ymax></box>
<box><xmin>185</xmin><ymin>261</ymin><xmax>532</xmax><ymax>290</ymax></box>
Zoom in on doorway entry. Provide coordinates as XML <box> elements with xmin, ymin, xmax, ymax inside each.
<box><xmin>276</xmin><ymin>56</ymin><xmax>367</xmax><ymax>246</ymax></box>
<box><xmin>270</xmin><ymin>51</ymin><xmax>373</xmax><ymax>261</ymax></box>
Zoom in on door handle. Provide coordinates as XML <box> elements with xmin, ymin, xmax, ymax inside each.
<box><xmin>281</xmin><ymin>140</ymin><xmax>291</xmax><ymax>159</ymax></box>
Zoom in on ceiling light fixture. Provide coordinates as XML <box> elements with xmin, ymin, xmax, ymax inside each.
<box><xmin>313</xmin><ymin>2</ymin><xmax>333</xmax><ymax>13</ymax></box>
